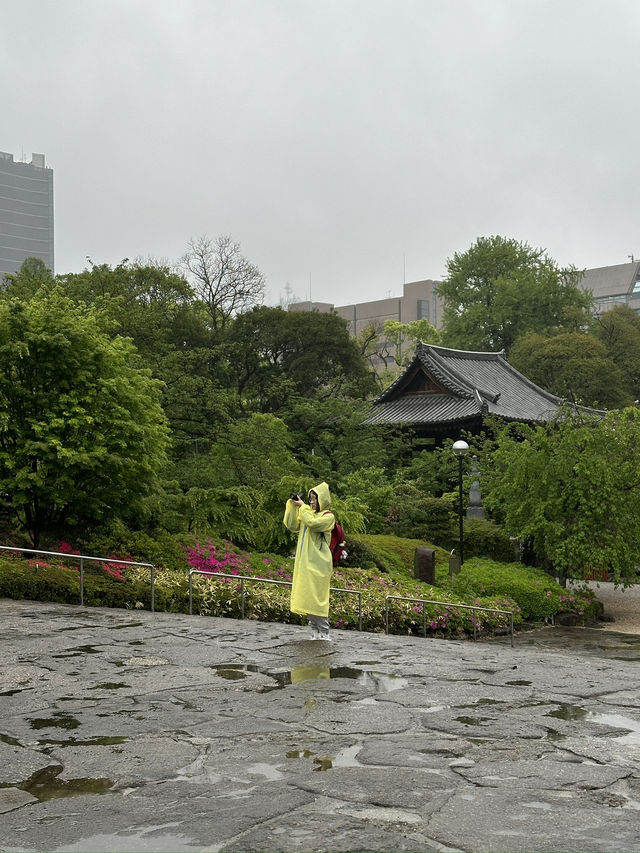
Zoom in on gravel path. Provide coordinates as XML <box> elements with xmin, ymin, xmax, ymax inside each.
<box><xmin>583</xmin><ymin>580</ymin><xmax>640</xmax><ymax>634</ymax></box>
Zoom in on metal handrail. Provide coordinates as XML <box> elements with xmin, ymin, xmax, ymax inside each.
<box><xmin>385</xmin><ymin>594</ymin><xmax>514</xmax><ymax>647</ymax></box>
<box><xmin>1</xmin><ymin>546</ymin><xmax>514</xmax><ymax>644</ymax></box>
<box><xmin>188</xmin><ymin>570</ymin><xmax>363</xmax><ymax>631</ymax></box>
<box><xmin>0</xmin><ymin>545</ymin><xmax>156</xmax><ymax>612</ymax></box>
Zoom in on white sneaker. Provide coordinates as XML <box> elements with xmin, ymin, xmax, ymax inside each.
<box><xmin>317</xmin><ymin>632</ymin><xmax>332</xmax><ymax>642</ymax></box>
<box><xmin>308</xmin><ymin>626</ymin><xmax>320</xmax><ymax>640</ymax></box>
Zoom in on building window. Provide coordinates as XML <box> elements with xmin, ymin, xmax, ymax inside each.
<box><xmin>417</xmin><ymin>299</ymin><xmax>429</xmax><ymax>321</ymax></box>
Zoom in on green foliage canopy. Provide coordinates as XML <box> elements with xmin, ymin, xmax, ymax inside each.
<box><xmin>439</xmin><ymin>236</ymin><xmax>593</xmax><ymax>353</ymax></box>
<box><xmin>0</xmin><ymin>288</ymin><xmax>170</xmax><ymax>545</ymax></box>
<box><xmin>509</xmin><ymin>330</ymin><xmax>630</xmax><ymax>409</ymax></box>
<box><xmin>483</xmin><ymin>408</ymin><xmax>640</xmax><ymax>585</ymax></box>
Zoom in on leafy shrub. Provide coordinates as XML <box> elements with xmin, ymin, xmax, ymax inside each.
<box><xmin>341</xmin><ymin>536</ymin><xmax>378</xmax><ymax>571</ymax></box>
<box><xmin>79</xmin><ymin>522</ymin><xmax>188</xmax><ymax>572</ymax></box>
<box><xmin>385</xmin><ymin>487</ymin><xmax>456</xmax><ymax>546</ymax></box>
<box><xmin>463</xmin><ymin>518</ymin><xmax>517</xmax><ymax>562</ymax></box>
<box><xmin>443</xmin><ymin>557</ymin><xmax>599</xmax><ymax>622</ymax></box>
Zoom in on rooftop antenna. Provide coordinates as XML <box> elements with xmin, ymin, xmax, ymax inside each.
<box><xmin>629</xmin><ymin>254</ymin><xmax>635</xmax><ymax>263</ymax></box>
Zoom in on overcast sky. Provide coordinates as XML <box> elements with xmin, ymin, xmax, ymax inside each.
<box><xmin>2</xmin><ymin>0</ymin><xmax>639</xmax><ymax>307</ymax></box>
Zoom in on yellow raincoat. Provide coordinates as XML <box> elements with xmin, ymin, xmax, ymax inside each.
<box><xmin>283</xmin><ymin>481</ymin><xmax>335</xmax><ymax>618</ymax></box>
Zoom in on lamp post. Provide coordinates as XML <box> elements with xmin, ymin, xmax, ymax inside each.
<box><xmin>452</xmin><ymin>440</ymin><xmax>469</xmax><ymax>565</ymax></box>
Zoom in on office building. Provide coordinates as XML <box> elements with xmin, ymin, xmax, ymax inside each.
<box><xmin>578</xmin><ymin>260</ymin><xmax>640</xmax><ymax>315</ymax></box>
<box><xmin>289</xmin><ymin>279</ymin><xmax>444</xmax><ymax>331</ymax></box>
<box><xmin>0</xmin><ymin>151</ymin><xmax>54</xmax><ymax>279</ymax></box>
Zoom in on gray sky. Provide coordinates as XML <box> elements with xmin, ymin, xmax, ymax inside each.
<box><xmin>3</xmin><ymin>0</ymin><xmax>639</xmax><ymax>307</ymax></box>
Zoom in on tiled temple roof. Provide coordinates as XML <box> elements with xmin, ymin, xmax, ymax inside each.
<box><xmin>363</xmin><ymin>344</ymin><xmax>603</xmax><ymax>429</ymax></box>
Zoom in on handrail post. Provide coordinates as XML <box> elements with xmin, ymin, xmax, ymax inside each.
<box><xmin>80</xmin><ymin>557</ymin><xmax>84</xmax><ymax>606</ymax></box>
<box><xmin>151</xmin><ymin>566</ymin><xmax>155</xmax><ymax>613</ymax></box>
<box><xmin>423</xmin><ymin>601</ymin><xmax>427</xmax><ymax>637</ymax></box>
<box><xmin>241</xmin><ymin>579</ymin><xmax>245</xmax><ymax>619</ymax></box>
<box><xmin>358</xmin><ymin>592</ymin><xmax>362</xmax><ymax>632</ymax></box>
<box><xmin>189</xmin><ymin>572</ymin><xmax>193</xmax><ymax>616</ymax></box>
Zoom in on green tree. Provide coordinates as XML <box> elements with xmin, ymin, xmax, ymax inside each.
<box><xmin>509</xmin><ymin>330</ymin><xmax>630</xmax><ymax>409</ymax></box>
<box><xmin>41</xmin><ymin>260</ymin><xmax>233</xmax><ymax>459</ymax></box>
<box><xmin>439</xmin><ymin>236</ymin><xmax>593</xmax><ymax>353</ymax></box>
<box><xmin>0</xmin><ymin>288</ymin><xmax>170</xmax><ymax>545</ymax></box>
<box><xmin>483</xmin><ymin>408</ymin><xmax>640</xmax><ymax>586</ymax></box>
<box><xmin>225</xmin><ymin>306</ymin><xmax>376</xmax><ymax>412</ymax></box>
<box><xmin>592</xmin><ymin>304</ymin><xmax>640</xmax><ymax>401</ymax></box>
<box><xmin>382</xmin><ymin>318</ymin><xmax>441</xmax><ymax>366</ymax></box>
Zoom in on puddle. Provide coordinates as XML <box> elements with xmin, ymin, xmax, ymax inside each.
<box><xmin>1</xmin><ymin>688</ymin><xmax>27</xmax><ymax>696</ymax></box>
<box><xmin>544</xmin><ymin>704</ymin><xmax>640</xmax><ymax>744</ymax></box>
<box><xmin>28</xmin><ymin>713</ymin><xmax>80</xmax><ymax>731</ymax></box>
<box><xmin>37</xmin><ymin>736</ymin><xmax>128</xmax><ymax>746</ymax></box>
<box><xmin>58</xmin><ymin>830</ymin><xmax>203</xmax><ymax>851</ymax></box>
<box><xmin>545</xmin><ymin>728</ymin><xmax>566</xmax><ymax>741</ymax></box>
<box><xmin>18</xmin><ymin>765</ymin><xmax>113</xmax><ymax>801</ymax></box>
<box><xmin>455</xmin><ymin>716</ymin><xmax>490</xmax><ymax>726</ymax></box>
<box><xmin>211</xmin><ymin>663</ymin><xmax>408</xmax><ymax>692</ymax></box>
<box><xmin>0</xmin><ymin>732</ymin><xmax>21</xmax><ymax>746</ymax></box>
<box><xmin>52</xmin><ymin>645</ymin><xmax>102</xmax><ymax>657</ymax></box>
<box><xmin>587</xmin><ymin>711</ymin><xmax>640</xmax><ymax>745</ymax></box>
<box><xmin>88</xmin><ymin>682</ymin><xmax>131</xmax><ymax>690</ymax></box>
<box><xmin>286</xmin><ymin>742</ymin><xmax>363</xmax><ymax>772</ymax></box>
<box><xmin>546</xmin><ymin>704</ymin><xmax>588</xmax><ymax>721</ymax></box>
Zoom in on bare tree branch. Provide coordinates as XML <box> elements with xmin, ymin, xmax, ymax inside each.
<box><xmin>180</xmin><ymin>235</ymin><xmax>265</xmax><ymax>330</ymax></box>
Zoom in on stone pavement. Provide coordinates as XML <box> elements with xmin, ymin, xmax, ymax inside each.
<box><xmin>2</xmin><ymin>598</ymin><xmax>640</xmax><ymax>853</ymax></box>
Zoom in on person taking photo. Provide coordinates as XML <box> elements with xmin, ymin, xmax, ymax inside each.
<box><xmin>283</xmin><ymin>482</ymin><xmax>335</xmax><ymax>640</ymax></box>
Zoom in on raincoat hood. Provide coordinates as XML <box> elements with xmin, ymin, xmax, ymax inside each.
<box><xmin>310</xmin><ymin>481</ymin><xmax>331</xmax><ymax>511</ymax></box>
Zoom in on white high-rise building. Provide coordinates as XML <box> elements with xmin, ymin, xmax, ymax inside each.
<box><xmin>0</xmin><ymin>151</ymin><xmax>54</xmax><ymax>279</ymax></box>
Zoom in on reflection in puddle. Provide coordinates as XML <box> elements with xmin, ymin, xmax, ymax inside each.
<box><xmin>588</xmin><ymin>711</ymin><xmax>640</xmax><ymax>745</ymax></box>
<box><xmin>285</xmin><ymin>742</ymin><xmax>363</xmax><ymax>772</ymax></box>
<box><xmin>455</xmin><ymin>716</ymin><xmax>489</xmax><ymax>726</ymax></box>
<box><xmin>37</xmin><ymin>736</ymin><xmax>128</xmax><ymax>746</ymax></box>
<box><xmin>52</xmin><ymin>645</ymin><xmax>102</xmax><ymax>657</ymax></box>
<box><xmin>19</xmin><ymin>765</ymin><xmax>113</xmax><ymax>801</ymax></box>
<box><xmin>59</xmin><ymin>830</ymin><xmax>204</xmax><ymax>851</ymax></box>
<box><xmin>28</xmin><ymin>712</ymin><xmax>80</xmax><ymax>731</ymax></box>
<box><xmin>544</xmin><ymin>703</ymin><xmax>640</xmax><ymax>744</ymax></box>
<box><xmin>546</xmin><ymin>704</ymin><xmax>588</xmax><ymax>721</ymax></box>
<box><xmin>211</xmin><ymin>663</ymin><xmax>407</xmax><ymax>692</ymax></box>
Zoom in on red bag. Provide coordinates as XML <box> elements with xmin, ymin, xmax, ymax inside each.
<box><xmin>324</xmin><ymin>513</ymin><xmax>346</xmax><ymax>567</ymax></box>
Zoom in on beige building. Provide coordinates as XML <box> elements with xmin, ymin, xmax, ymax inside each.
<box><xmin>288</xmin><ymin>278</ymin><xmax>444</xmax><ymax>335</ymax></box>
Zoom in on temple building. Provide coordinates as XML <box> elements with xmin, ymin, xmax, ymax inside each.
<box><xmin>363</xmin><ymin>343</ymin><xmax>604</xmax><ymax>438</ymax></box>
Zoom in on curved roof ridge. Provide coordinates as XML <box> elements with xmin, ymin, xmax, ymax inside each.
<box><xmin>417</xmin><ymin>343</ymin><xmax>498</xmax><ymax>401</ymax></box>
<box><xmin>424</xmin><ymin>343</ymin><xmax>506</xmax><ymax>359</ymax></box>
<box><xmin>416</xmin><ymin>345</ymin><xmax>477</xmax><ymax>399</ymax></box>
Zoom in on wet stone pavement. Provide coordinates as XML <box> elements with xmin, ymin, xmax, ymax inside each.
<box><xmin>1</xmin><ymin>599</ymin><xmax>640</xmax><ymax>852</ymax></box>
